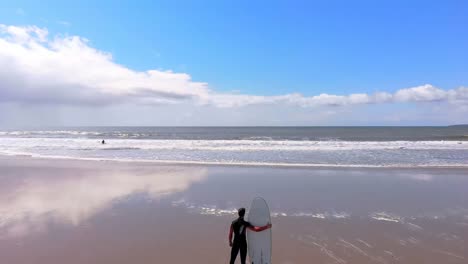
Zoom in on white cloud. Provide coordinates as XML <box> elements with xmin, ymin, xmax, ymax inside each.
<box><xmin>394</xmin><ymin>84</ymin><xmax>447</xmax><ymax>102</ymax></box>
<box><xmin>0</xmin><ymin>24</ymin><xmax>209</xmax><ymax>106</ymax></box>
<box><xmin>372</xmin><ymin>92</ymin><xmax>393</xmax><ymax>103</ymax></box>
<box><xmin>0</xmin><ymin>24</ymin><xmax>48</xmax><ymax>43</ymax></box>
<box><xmin>448</xmin><ymin>87</ymin><xmax>468</xmax><ymax>102</ymax></box>
<box><xmin>0</xmin><ymin>24</ymin><xmax>467</xmax><ymax>110</ymax></box>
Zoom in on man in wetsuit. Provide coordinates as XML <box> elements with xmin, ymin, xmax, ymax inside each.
<box><xmin>228</xmin><ymin>208</ymin><xmax>272</xmax><ymax>264</ymax></box>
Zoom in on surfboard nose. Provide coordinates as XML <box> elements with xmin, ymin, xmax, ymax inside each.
<box><xmin>247</xmin><ymin>197</ymin><xmax>272</xmax><ymax>264</ymax></box>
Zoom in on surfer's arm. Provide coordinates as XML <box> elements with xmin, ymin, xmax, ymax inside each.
<box><xmin>248</xmin><ymin>223</ymin><xmax>272</xmax><ymax>232</ymax></box>
<box><xmin>228</xmin><ymin>225</ymin><xmax>233</xmax><ymax>246</ymax></box>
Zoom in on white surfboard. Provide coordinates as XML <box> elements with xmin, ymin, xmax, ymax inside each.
<box><xmin>247</xmin><ymin>197</ymin><xmax>272</xmax><ymax>264</ymax></box>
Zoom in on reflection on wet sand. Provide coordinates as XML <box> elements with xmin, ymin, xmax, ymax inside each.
<box><xmin>0</xmin><ymin>156</ymin><xmax>467</xmax><ymax>264</ymax></box>
<box><xmin>0</xmin><ymin>159</ymin><xmax>207</xmax><ymax>237</ymax></box>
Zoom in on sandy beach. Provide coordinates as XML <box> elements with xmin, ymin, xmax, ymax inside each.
<box><xmin>0</xmin><ymin>156</ymin><xmax>467</xmax><ymax>264</ymax></box>
<box><xmin>2</xmin><ymin>0</ymin><xmax>468</xmax><ymax>262</ymax></box>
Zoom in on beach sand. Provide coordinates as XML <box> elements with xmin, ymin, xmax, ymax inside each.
<box><xmin>0</xmin><ymin>156</ymin><xmax>467</xmax><ymax>263</ymax></box>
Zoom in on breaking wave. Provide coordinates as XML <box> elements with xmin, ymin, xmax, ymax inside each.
<box><xmin>0</xmin><ymin>137</ymin><xmax>467</xmax><ymax>167</ymax></box>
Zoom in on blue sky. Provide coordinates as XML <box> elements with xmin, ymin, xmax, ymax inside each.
<box><xmin>0</xmin><ymin>0</ymin><xmax>467</xmax><ymax>126</ymax></box>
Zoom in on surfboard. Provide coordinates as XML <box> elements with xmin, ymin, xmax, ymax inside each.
<box><xmin>247</xmin><ymin>197</ymin><xmax>272</xmax><ymax>264</ymax></box>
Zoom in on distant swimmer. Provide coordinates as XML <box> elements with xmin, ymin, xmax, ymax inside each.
<box><xmin>228</xmin><ymin>208</ymin><xmax>271</xmax><ymax>264</ymax></box>
<box><xmin>101</xmin><ymin>140</ymin><xmax>106</xmax><ymax>144</ymax></box>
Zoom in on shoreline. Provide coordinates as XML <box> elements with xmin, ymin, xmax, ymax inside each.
<box><xmin>2</xmin><ymin>153</ymin><xmax>468</xmax><ymax>170</ymax></box>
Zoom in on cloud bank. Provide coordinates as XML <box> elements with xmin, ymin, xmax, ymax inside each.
<box><xmin>0</xmin><ymin>24</ymin><xmax>467</xmax><ymax>111</ymax></box>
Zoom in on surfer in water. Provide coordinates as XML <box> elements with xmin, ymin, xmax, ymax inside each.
<box><xmin>228</xmin><ymin>208</ymin><xmax>272</xmax><ymax>264</ymax></box>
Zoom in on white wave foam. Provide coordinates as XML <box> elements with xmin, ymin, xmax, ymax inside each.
<box><xmin>171</xmin><ymin>200</ymin><xmax>353</xmax><ymax>220</ymax></box>
<box><xmin>240</xmin><ymin>136</ymin><xmax>274</xmax><ymax>141</ymax></box>
<box><xmin>406</xmin><ymin>222</ymin><xmax>423</xmax><ymax>231</ymax></box>
<box><xmin>1</xmin><ymin>137</ymin><xmax>467</xmax><ymax>151</ymax></box>
<box><xmin>271</xmin><ymin>212</ymin><xmax>288</xmax><ymax>217</ymax></box>
<box><xmin>370</xmin><ymin>212</ymin><xmax>401</xmax><ymax>223</ymax></box>
<box><xmin>356</xmin><ymin>239</ymin><xmax>373</xmax><ymax>248</ymax></box>
<box><xmin>333</xmin><ymin>212</ymin><xmax>350</xmax><ymax>219</ymax></box>
<box><xmin>0</xmin><ymin>130</ymin><xmax>102</xmax><ymax>136</ymax></box>
<box><xmin>291</xmin><ymin>212</ymin><xmax>327</xmax><ymax>219</ymax></box>
<box><xmin>170</xmin><ymin>201</ymin><xmax>465</xmax><ymax>227</ymax></box>
<box><xmin>290</xmin><ymin>211</ymin><xmax>350</xmax><ymax>219</ymax></box>
<box><xmin>1</xmin><ymin>150</ymin><xmax>468</xmax><ymax>168</ymax></box>
<box><xmin>171</xmin><ymin>201</ymin><xmax>237</xmax><ymax>216</ymax></box>
<box><xmin>1</xmin><ymin>137</ymin><xmax>467</xmax><ymax>168</ymax></box>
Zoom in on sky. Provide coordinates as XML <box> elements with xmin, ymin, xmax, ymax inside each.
<box><xmin>0</xmin><ymin>0</ymin><xmax>467</xmax><ymax>126</ymax></box>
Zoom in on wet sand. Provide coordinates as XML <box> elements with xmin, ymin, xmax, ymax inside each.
<box><xmin>0</xmin><ymin>156</ymin><xmax>467</xmax><ymax>263</ymax></box>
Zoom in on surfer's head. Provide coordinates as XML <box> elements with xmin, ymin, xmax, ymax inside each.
<box><xmin>238</xmin><ymin>208</ymin><xmax>246</xmax><ymax>217</ymax></box>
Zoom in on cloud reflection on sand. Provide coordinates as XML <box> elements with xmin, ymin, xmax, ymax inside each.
<box><xmin>0</xmin><ymin>166</ymin><xmax>207</xmax><ymax>237</ymax></box>
<box><xmin>405</xmin><ymin>173</ymin><xmax>434</xmax><ymax>181</ymax></box>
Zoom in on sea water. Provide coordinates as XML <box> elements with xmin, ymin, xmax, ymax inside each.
<box><xmin>0</xmin><ymin>126</ymin><xmax>467</xmax><ymax>167</ymax></box>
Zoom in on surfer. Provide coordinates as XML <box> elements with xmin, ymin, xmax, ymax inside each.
<box><xmin>101</xmin><ymin>140</ymin><xmax>105</xmax><ymax>144</ymax></box>
<box><xmin>228</xmin><ymin>208</ymin><xmax>272</xmax><ymax>264</ymax></box>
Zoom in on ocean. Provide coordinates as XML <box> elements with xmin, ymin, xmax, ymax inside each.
<box><xmin>0</xmin><ymin>126</ymin><xmax>467</xmax><ymax>167</ymax></box>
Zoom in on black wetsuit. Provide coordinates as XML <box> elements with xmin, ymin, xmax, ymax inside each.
<box><xmin>230</xmin><ymin>217</ymin><xmax>252</xmax><ymax>264</ymax></box>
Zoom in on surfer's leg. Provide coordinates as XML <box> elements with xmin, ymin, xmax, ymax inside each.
<box><xmin>240</xmin><ymin>242</ymin><xmax>247</xmax><ymax>264</ymax></box>
<box><xmin>230</xmin><ymin>242</ymin><xmax>240</xmax><ymax>264</ymax></box>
